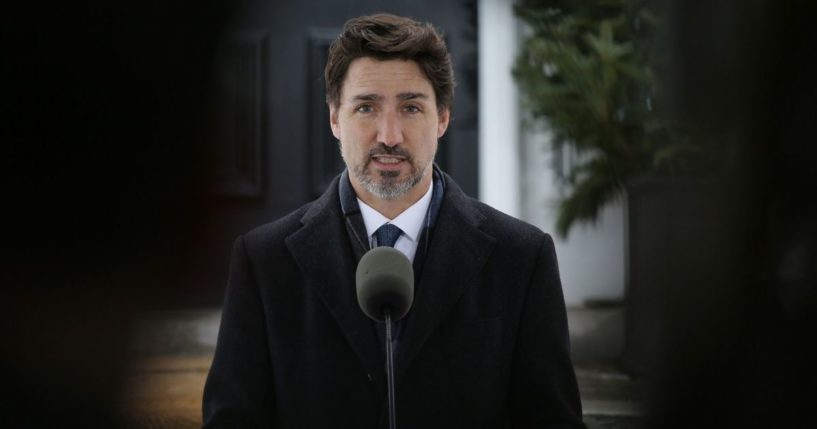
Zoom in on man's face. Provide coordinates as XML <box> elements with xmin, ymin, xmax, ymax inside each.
<box><xmin>330</xmin><ymin>57</ymin><xmax>450</xmax><ymax>202</ymax></box>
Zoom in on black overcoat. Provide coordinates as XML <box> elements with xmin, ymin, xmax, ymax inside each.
<box><xmin>203</xmin><ymin>172</ymin><xmax>585</xmax><ymax>428</ymax></box>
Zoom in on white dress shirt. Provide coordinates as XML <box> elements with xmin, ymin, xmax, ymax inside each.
<box><xmin>357</xmin><ymin>179</ymin><xmax>434</xmax><ymax>263</ymax></box>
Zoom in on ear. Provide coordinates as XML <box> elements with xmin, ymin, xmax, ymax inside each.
<box><xmin>437</xmin><ymin>108</ymin><xmax>450</xmax><ymax>138</ymax></box>
<box><xmin>329</xmin><ymin>104</ymin><xmax>341</xmax><ymax>140</ymax></box>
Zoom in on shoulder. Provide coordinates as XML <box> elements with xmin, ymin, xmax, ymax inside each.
<box><xmin>242</xmin><ymin>205</ymin><xmax>309</xmax><ymax>248</ymax></box>
<box><xmin>469</xmin><ymin>198</ymin><xmax>556</xmax><ymax>266</ymax></box>
<box><xmin>239</xmin><ymin>174</ymin><xmax>342</xmax><ymax>254</ymax></box>
<box><xmin>444</xmin><ymin>181</ymin><xmax>552</xmax><ymax>249</ymax></box>
<box><xmin>471</xmin><ymin>198</ymin><xmax>550</xmax><ymax>245</ymax></box>
<box><xmin>439</xmin><ymin>171</ymin><xmax>554</xmax><ymax>254</ymax></box>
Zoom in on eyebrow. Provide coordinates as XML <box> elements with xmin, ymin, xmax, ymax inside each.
<box><xmin>352</xmin><ymin>94</ymin><xmax>382</xmax><ymax>102</ymax></box>
<box><xmin>397</xmin><ymin>92</ymin><xmax>428</xmax><ymax>101</ymax></box>
<box><xmin>350</xmin><ymin>92</ymin><xmax>429</xmax><ymax>102</ymax></box>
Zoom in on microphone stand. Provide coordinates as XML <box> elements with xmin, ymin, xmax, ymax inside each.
<box><xmin>384</xmin><ymin>307</ymin><xmax>397</xmax><ymax>429</ymax></box>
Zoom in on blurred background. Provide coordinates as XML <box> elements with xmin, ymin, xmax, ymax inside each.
<box><xmin>4</xmin><ymin>0</ymin><xmax>815</xmax><ymax>427</ymax></box>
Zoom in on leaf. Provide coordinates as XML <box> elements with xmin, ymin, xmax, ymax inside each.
<box><xmin>514</xmin><ymin>0</ymin><xmax>708</xmax><ymax>236</ymax></box>
<box><xmin>555</xmin><ymin>156</ymin><xmax>626</xmax><ymax>237</ymax></box>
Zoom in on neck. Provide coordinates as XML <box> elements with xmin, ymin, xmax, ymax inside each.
<box><xmin>352</xmin><ymin>174</ymin><xmax>432</xmax><ymax>220</ymax></box>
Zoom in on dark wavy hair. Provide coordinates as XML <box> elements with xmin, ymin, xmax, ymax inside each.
<box><xmin>324</xmin><ymin>13</ymin><xmax>455</xmax><ymax>112</ymax></box>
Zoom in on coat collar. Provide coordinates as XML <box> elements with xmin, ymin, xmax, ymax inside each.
<box><xmin>395</xmin><ymin>172</ymin><xmax>495</xmax><ymax>378</ymax></box>
<box><xmin>284</xmin><ymin>171</ymin><xmax>496</xmax><ymax>385</ymax></box>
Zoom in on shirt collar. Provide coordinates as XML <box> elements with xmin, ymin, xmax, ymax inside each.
<box><xmin>357</xmin><ymin>178</ymin><xmax>434</xmax><ymax>243</ymax></box>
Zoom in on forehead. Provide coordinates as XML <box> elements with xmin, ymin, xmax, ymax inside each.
<box><xmin>340</xmin><ymin>57</ymin><xmax>435</xmax><ymax>102</ymax></box>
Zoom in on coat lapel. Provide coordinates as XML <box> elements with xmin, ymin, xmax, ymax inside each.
<box><xmin>284</xmin><ymin>178</ymin><xmax>385</xmax><ymax>392</ymax></box>
<box><xmin>396</xmin><ymin>176</ymin><xmax>496</xmax><ymax>379</ymax></box>
<box><xmin>283</xmin><ymin>173</ymin><xmax>497</xmax><ymax>390</ymax></box>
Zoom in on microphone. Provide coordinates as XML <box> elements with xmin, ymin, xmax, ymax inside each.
<box><xmin>355</xmin><ymin>246</ymin><xmax>414</xmax><ymax>322</ymax></box>
<box><xmin>355</xmin><ymin>246</ymin><xmax>414</xmax><ymax>429</ymax></box>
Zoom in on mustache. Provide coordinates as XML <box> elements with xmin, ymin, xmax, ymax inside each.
<box><xmin>368</xmin><ymin>144</ymin><xmax>411</xmax><ymax>160</ymax></box>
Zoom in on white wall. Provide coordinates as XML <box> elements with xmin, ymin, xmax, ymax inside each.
<box><xmin>478</xmin><ymin>0</ymin><xmax>626</xmax><ymax>305</ymax></box>
<box><xmin>478</xmin><ymin>0</ymin><xmax>519</xmax><ymax>218</ymax></box>
<box><xmin>519</xmin><ymin>129</ymin><xmax>627</xmax><ymax>305</ymax></box>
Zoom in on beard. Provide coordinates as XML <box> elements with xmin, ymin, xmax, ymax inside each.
<box><xmin>345</xmin><ymin>143</ymin><xmax>433</xmax><ymax>200</ymax></box>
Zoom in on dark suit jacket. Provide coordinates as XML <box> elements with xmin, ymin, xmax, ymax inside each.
<box><xmin>203</xmin><ymin>172</ymin><xmax>585</xmax><ymax>428</ymax></box>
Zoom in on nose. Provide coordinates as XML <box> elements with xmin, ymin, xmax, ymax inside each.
<box><xmin>376</xmin><ymin>112</ymin><xmax>404</xmax><ymax>147</ymax></box>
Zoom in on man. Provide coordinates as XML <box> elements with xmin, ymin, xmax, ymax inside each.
<box><xmin>203</xmin><ymin>13</ymin><xmax>584</xmax><ymax>428</ymax></box>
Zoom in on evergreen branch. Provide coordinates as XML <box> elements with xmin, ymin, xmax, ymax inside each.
<box><xmin>555</xmin><ymin>157</ymin><xmax>625</xmax><ymax>237</ymax></box>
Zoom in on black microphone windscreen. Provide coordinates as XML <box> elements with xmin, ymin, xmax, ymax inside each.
<box><xmin>355</xmin><ymin>247</ymin><xmax>414</xmax><ymax>321</ymax></box>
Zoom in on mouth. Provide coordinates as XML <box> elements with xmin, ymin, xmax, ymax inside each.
<box><xmin>369</xmin><ymin>152</ymin><xmax>409</xmax><ymax>171</ymax></box>
<box><xmin>371</xmin><ymin>154</ymin><xmax>406</xmax><ymax>164</ymax></box>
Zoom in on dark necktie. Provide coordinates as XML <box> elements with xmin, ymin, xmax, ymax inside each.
<box><xmin>372</xmin><ymin>223</ymin><xmax>405</xmax><ymax>355</ymax></box>
<box><xmin>374</xmin><ymin>224</ymin><xmax>402</xmax><ymax>248</ymax></box>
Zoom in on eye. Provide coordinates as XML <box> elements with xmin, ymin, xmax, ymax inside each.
<box><xmin>403</xmin><ymin>104</ymin><xmax>421</xmax><ymax>114</ymax></box>
<box><xmin>355</xmin><ymin>104</ymin><xmax>374</xmax><ymax>114</ymax></box>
